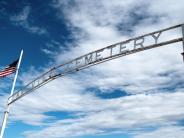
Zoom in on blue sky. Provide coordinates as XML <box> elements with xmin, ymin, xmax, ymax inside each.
<box><xmin>0</xmin><ymin>0</ymin><xmax>184</xmax><ymax>138</ymax></box>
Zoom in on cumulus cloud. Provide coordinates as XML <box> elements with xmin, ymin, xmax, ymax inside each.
<box><xmin>1</xmin><ymin>0</ymin><xmax>184</xmax><ymax>138</ymax></box>
<box><xmin>52</xmin><ymin>0</ymin><xmax>184</xmax><ymax>94</ymax></box>
<box><xmin>21</xmin><ymin>91</ymin><xmax>184</xmax><ymax>138</ymax></box>
<box><xmin>134</xmin><ymin>126</ymin><xmax>184</xmax><ymax>138</ymax></box>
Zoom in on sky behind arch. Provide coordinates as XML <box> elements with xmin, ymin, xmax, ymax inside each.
<box><xmin>0</xmin><ymin>0</ymin><xmax>184</xmax><ymax>138</ymax></box>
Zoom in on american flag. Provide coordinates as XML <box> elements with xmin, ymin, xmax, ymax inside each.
<box><xmin>0</xmin><ymin>59</ymin><xmax>19</xmax><ymax>78</ymax></box>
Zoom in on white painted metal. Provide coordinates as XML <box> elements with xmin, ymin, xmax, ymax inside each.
<box><xmin>0</xmin><ymin>50</ymin><xmax>23</xmax><ymax>138</ymax></box>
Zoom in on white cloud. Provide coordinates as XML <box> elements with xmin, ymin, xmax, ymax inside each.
<box><xmin>10</xmin><ymin>6</ymin><xmax>47</xmax><ymax>35</ymax></box>
<box><xmin>134</xmin><ymin>126</ymin><xmax>184</xmax><ymax>138</ymax></box>
<box><xmin>22</xmin><ymin>91</ymin><xmax>184</xmax><ymax>138</ymax></box>
<box><xmin>41</xmin><ymin>48</ymin><xmax>56</xmax><ymax>56</ymax></box>
<box><xmin>1</xmin><ymin>0</ymin><xmax>184</xmax><ymax>138</ymax></box>
<box><xmin>53</xmin><ymin>0</ymin><xmax>184</xmax><ymax>94</ymax></box>
<box><xmin>11</xmin><ymin>6</ymin><xmax>30</xmax><ymax>22</ymax></box>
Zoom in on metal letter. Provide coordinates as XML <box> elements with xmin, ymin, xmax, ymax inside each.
<box><xmin>36</xmin><ymin>79</ymin><xmax>40</xmax><ymax>86</ymax></box>
<box><xmin>134</xmin><ymin>37</ymin><xmax>145</xmax><ymax>49</ymax></box>
<box><xmin>96</xmin><ymin>49</ymin><xmax>104</xmax><ymax>61</ymax></box>
<box><xmin>119</xmin><ymin>42</ymin><xmax>129</xmax><ymax>54</ymax></box>
<box><xmin>85</xmin><ymin>53</ymin><xmax>93</xmax><ymax>64</ymax></box>
<box><xmin>65</xmin><ymin>62</ymin><xmax>74</xmax><ymax>72</ymax></box>
<box><xmin>32</xmin><ymin>81</ymin><xmax>35</xmax><ymax>88</ymax></box>
<box><xmin>108</xmin><ymin>45</ymin><xmax>116</xmax><ymax>56</ymax></box>
<box><xmin>49</xmin><ymin>68</ymin><xmax>55</xmax><ymax>78</ymax></box>
<box><xmin>76</xmin><ymin>57</ymin><xmax>82</xmax><ymax>67</ymax></box>
<box><xmin>151</xmin><ymin>31</ymin><xmax>162</xmax><ymax>44</ymax></box>
<box><xmin>42</xmin><ymin>74</ymin><xmax>46</xmax><ymax>82</ymax></box>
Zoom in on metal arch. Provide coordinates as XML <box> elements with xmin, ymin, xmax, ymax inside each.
<box><xmin>181</xmin><ymin>24</ymin><xmax>184</xmax><ymax>61</ymax></box>
<box><xmin>8</xmin><ymin>24</ymin><xmax>184</xmax><ymax>105</ymax></box>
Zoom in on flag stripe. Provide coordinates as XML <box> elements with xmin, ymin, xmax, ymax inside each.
<box><xmin>0</xmin><ymin>72</ymin><xmax>15</xmax><ymax>77</ymax></box>
<box><xmin>0</xmin><ymin>68</ymin><xmax>16</xmax><ymax>73</ymax></box>
<box><xmin>0</xmin><ymin>59</ymin><xmax>18</xmax><ymax>78</ymax></box>
<box><xmin>0</xmin><ymin>72</ymin><xmax>14</xmax><ymax>77</ymax></box>
<box><xmin>0</xmin><ymin>67</ymin><xmax>16</xmax><ymax>77</ymax></box>
<box><xmin>0</xmin><ymin>70</ymin><xmax>16</xmax><ymax>75</ymax></box>
<box><xmin>0</xmin><ymin>67</ymin><xmax>16</xmax><ymax>72</ymax></box>
<box><xmin>0</xmin><ymin>71</ymin><xmax>16</xmax><ymax>77</ymax></box>
<box><xmin>0</xmin><ymin>67</ymin><xmax>16</xmax><ymax>74</ymax></box>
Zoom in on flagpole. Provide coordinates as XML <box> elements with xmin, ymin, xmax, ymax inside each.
<box><xmin>0</xmin><ymin>50</ymin><xmax>23</xmax><ymax>138</ymax></box>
